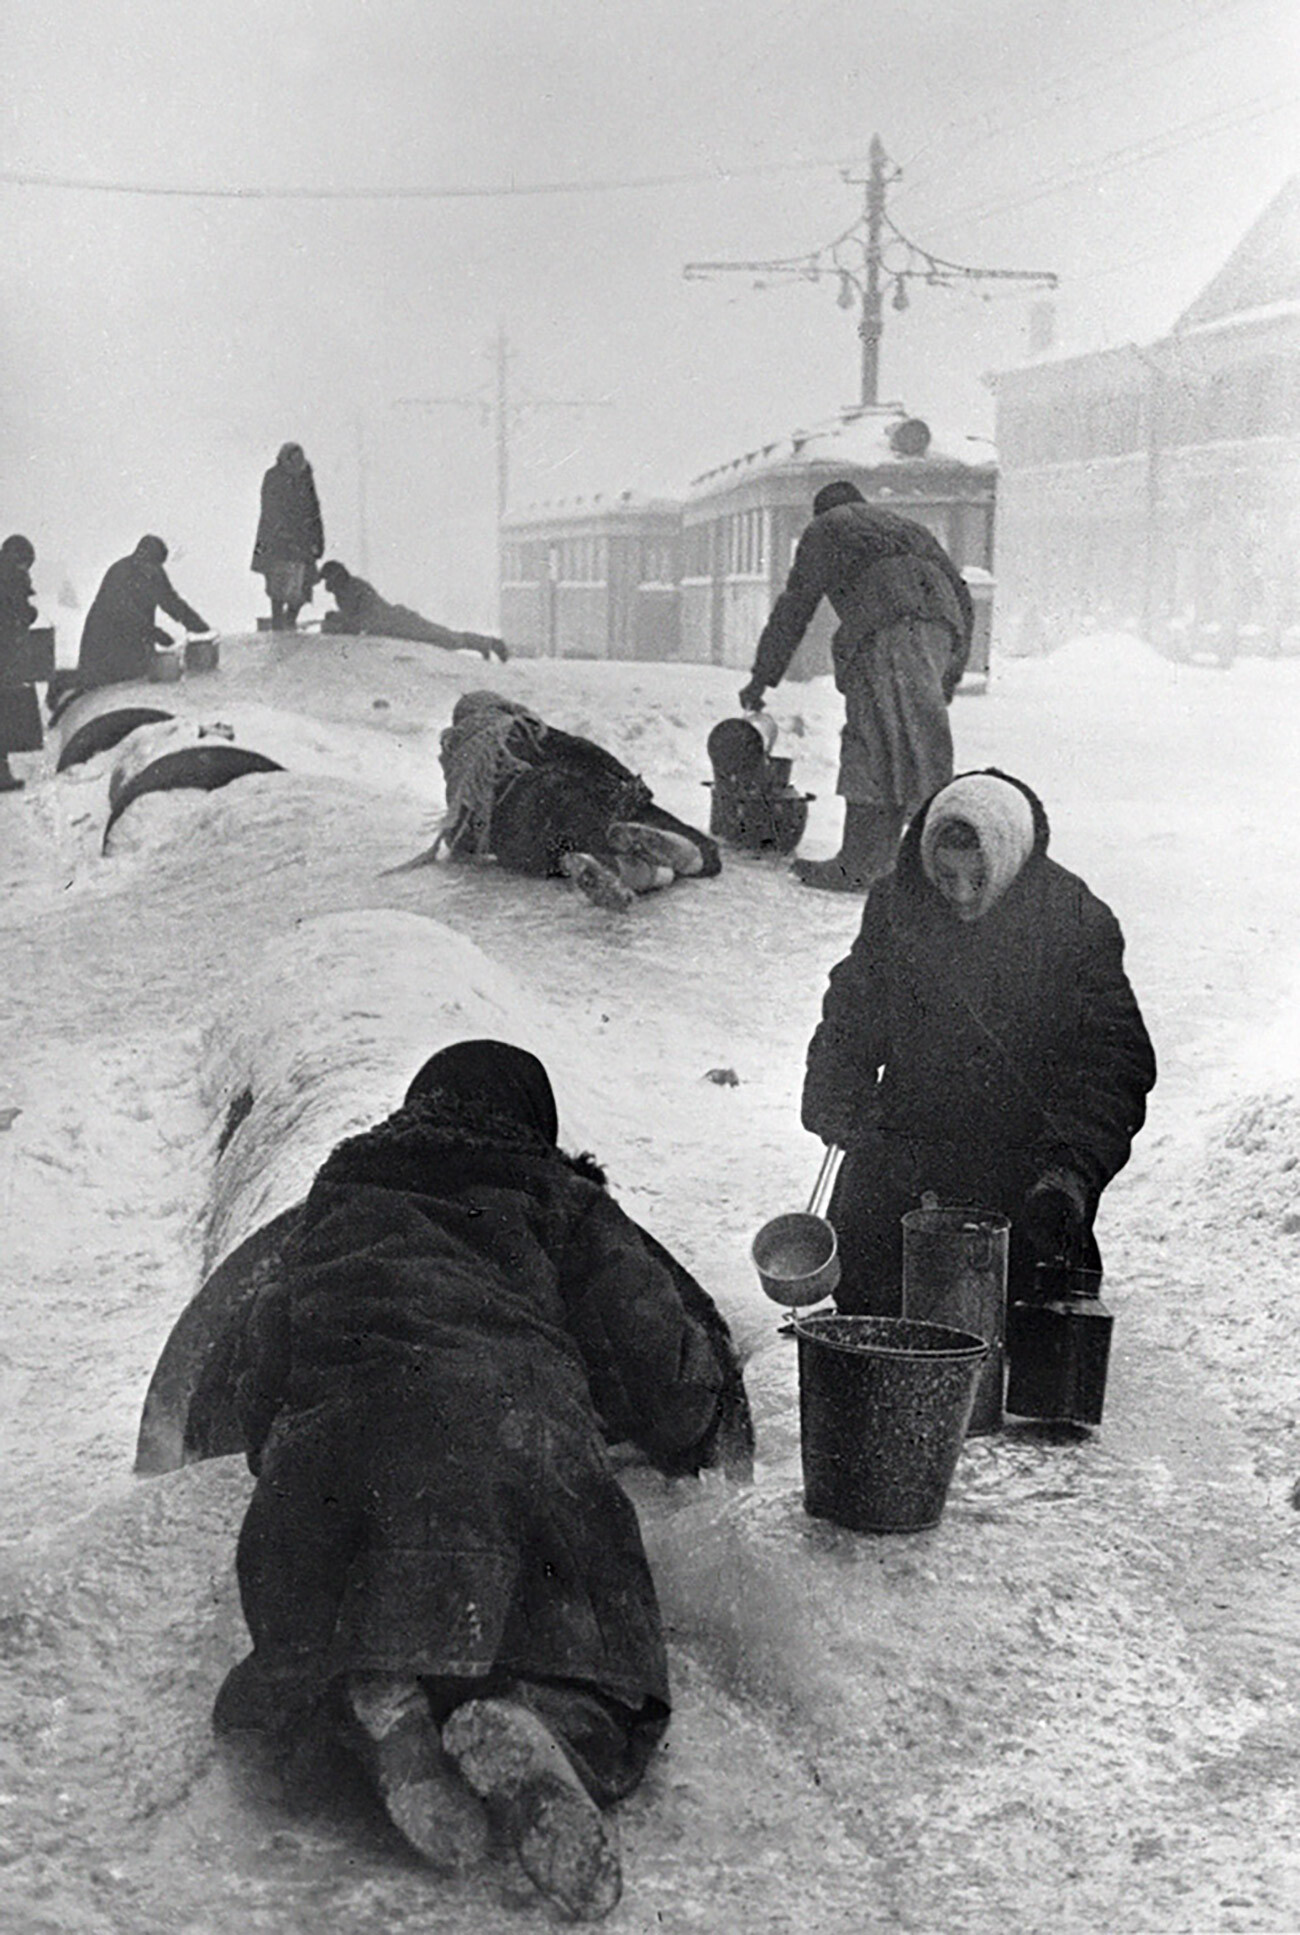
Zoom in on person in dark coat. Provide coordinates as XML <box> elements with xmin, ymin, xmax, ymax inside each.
<box><xmin>214</xmin><ymin>1040</ymin><xmax>752</xmax><ymax>1922</ymax></box>
<box><xmin>801</xmin><ymin>770</ymin><xmax>1156</xmax><ymax>1313</ymax></box>
<box><xmin>0</xmin><ymin>534</ymin><xmax>44</xmax><ymax>791</ymax></box>
<box><xmin>75</xmin><ymin>535</ymin><xmax>209</xmax><ymax>694</ymax></box>
<box><xmin>738</xmin><ymin>480</ymin><xmax>974</xmax><ymax>892</ymax></box>
<box><xmin>415</xmin><ymin>689</ymin><xmax>721</xmax><ymax>912</ymax></box>
<box><xmin>318</xmin><ymin>559</ymin><xmax>509</xmax><ymax>662</ymax></box>
<box><xmin>251</xmin><ymin>442</ymin><xmax>325</xmax><ymax>630</ymax></box>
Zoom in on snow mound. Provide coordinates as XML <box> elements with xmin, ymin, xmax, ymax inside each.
<box><xmin>1006</xmin><ymin>629</ymin><xmax>1173</xmax><ymax>694</ymax></box>
<box><xmin>200</xmin><ymin>907</ymin><xmax>603</xmax><ymax>1272</ymax></box>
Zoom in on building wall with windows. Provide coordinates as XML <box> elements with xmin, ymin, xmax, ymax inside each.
<box><xmin>989</xmin><ymin>177</ymin><xmax>1300</xmax><ymax>658</ymax></box>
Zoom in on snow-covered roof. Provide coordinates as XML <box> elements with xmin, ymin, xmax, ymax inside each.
<box><xmin>501</xmin><ymin>489</ymin><xmax>682</xmax><ymax>531</ymax></box>
<box><xmin>1176</xmin><ymin>176</ymin><xmax>1300</xmax><ymax>332</ymax></box>
<box><xmin>687</xmin><ymin>405</ymin><xmax>996</xmax><ymax>500</ymax></box>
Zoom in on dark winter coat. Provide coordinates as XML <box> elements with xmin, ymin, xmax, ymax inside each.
<box><xmin>251</xmin><ymin>463</ymin><xmax>324</xmax><ymax>571</ymax></box>
<box><xmin>326</xmin><ymin>572</ymin><xmax>484</xmax><ymax>652</ymax></box>
<box><xmin>751</xmin><ymin>502</ymin><xmax>974</xmax><ymax>695</ymax></box>
<box><xmin>452</xmin><ymin>717</ymin><xmax>723</xmax><ymax>880</ymax></box>
<box><xmin>802</xmin><ymin>775</ymin><xmax>1156</xmax><ymax>1308</ymax></box>
<box><xmin>218</xmin><ymin>1092</ymin><xmax>751</xmax><ymax>1723</ymax></box>
<box><xmin>76</xmin><ymin>555</ymin><xmax>208</xmax><ymax>690</ymax></box>
<box><xmin>0</xmin><ymin>554</ymin><xmax>37</xmax><ymax>637</ymax></box>
<box><xmin>0</xmin><ymin>555</ymin><xmax>43</xmax><ymax>755</ymax></box>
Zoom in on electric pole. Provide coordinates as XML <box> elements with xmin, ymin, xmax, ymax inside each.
<box><xmin>858</xmin><ymin>134</ymin><xmax>888</xmax><ymax>406</ymax></box>
<box><xmin>395</xmin><ymin>325</ymin><xmax>612</xmax><ymax>525</ymax></box>
<box><xmin>685</xmin><ymin>134</ymin><xmax>1058</xmax><ymax>409</ymax></box>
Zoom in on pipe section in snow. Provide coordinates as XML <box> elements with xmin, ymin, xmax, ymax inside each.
<box><xmin>102</xmin><ymin>719</ymin><xmax>284</xmax><ymax>850</ymax></box>
<box><xmin>57</xmin><ymin>705</ymin><xmax>177</xmax><ymax>772</ymax></box>
<box><xmin>134</xmin><ymin>1205</ymin><xmax>302</xmax><ymax>1474</ymax></box>
<box><xmin>134</xmin><ymin>909</ymin><xmax>584</xmax><ymax>1473</ymax></box>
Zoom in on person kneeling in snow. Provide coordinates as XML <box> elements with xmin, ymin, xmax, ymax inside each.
<box><xmin>214</xmin><ymin>1039</ymin><xmax>752</xmax><ymax>1923</ymax></box>
<box><xmin>318</xmin><ymin>559</ymin><xmax>509</xmax><ymax>662</ymax></box>
<box><xmin>802</xmin><ymin>770</ymin><xmax>1156</xmax><ymax>1311</ymax></box>
<box><xmin>416</xmin><ymin>689</ymin><xmax>721</xmax><ymax>911</ymax></box>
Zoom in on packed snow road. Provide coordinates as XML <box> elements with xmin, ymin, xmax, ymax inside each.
<box><xmin>0</xmin><ymin>630</ymin><xmax>1296</xmax><ymax>1932</ymax></box>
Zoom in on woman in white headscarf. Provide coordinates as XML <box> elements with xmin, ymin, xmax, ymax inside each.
<box><xmin>802</xmin><ymin>769</ymin><xmax>1156</xmax><ymax>1310</ymax></box>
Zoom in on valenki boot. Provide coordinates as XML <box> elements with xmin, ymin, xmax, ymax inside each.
<box><xmin>792</xmin><ymin>802</ymin><xmax>904</xmax><ymax>892</ymax></box>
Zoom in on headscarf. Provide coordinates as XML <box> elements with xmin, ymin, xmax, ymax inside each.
<box><xmin>436</xmin><ymin>689</ymin><xmax>546</xmax><ymax>856</ymax></box>
<box><xmin>404</xmin><ymin>1039</ymin><xmax>559</xmax><ymax>1144</ymax></box>
<box><xmin>277</xmin><ymin>442</ymin><xmax>307</xmax><ymax>470</ymax></box>
<box><xmin>1</xmin><ymin>535</ymin><xmax>35</xmax><ymax>567</ymax></box>
<box><xmin>919</xmin><ymin>772</ymin><xmax>1036</xmax><ymax>919</ymax></box>
<box><xmin>134</xmin><ymin>535</ymin><xmax>168</xmax><ymax>566</ymax></box>
<box><xmin>319</xmin><ymin>559</ymin><xmax>350</xmax><ymax>593</ymax></box>
<box><xmin>812</xmin><ymin>479</ymin><xmax>865</xmax><ymax>516</ymax></box>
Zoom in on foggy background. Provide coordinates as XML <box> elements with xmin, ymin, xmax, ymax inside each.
<box><xmin>2</xmin><ymin>0</ymin><xmax>1296</xmax><ymax>634</ymax></box>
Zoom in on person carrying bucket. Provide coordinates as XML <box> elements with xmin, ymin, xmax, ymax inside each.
<box><xmin>800</xmin><ymin>769</ymin><xmax>1156</xmax><ymax>1315</ymax></box>
<box><xmin>736</xmin><ymin>480</ymin><xmax>973</xmax><ymax>893</ymax></box>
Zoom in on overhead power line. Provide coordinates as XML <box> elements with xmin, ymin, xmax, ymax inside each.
<box><xmin>0</xmin><ymin>148</ymin><xmax>873</xmax><ymax>203</ymax></box>
<box><xmin>916</xmin><ymin>87</ymin><xmax>1297</xmax><ymax>238</ymax></box>
<box><xmin>684</xmin><ymin>135</ymin><xmax>1057</xmax><ymax>408</ymax></box>
<box><xmin>894</xmin><ymin>0</ymin><xmax>1278</xmax><ymax>201</ymax></box>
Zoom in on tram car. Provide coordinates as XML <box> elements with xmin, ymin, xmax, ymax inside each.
<box><xmin>498</xmin><ymin>492</ymin><xmax>683</xmax><ymax>661</ymax></box>
<box><xmin>679</xmin><ymin>405</ymin><xmax>996</xmax><ymax>681</ymax></box>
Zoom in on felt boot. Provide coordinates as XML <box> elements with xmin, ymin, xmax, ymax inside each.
<box><xmin>0</xmin><ymin>758</ymin><xmax>24</xmax><ymax>794</ymax></box>
<box><xmin>608</xmin><ymin>821</ymin><xmax>705</xmax><ymax>877</ymax></box>
<box><xmin>560</xmin><ymin>851</ymin><xmax>636</xmax><ymax>913</ymax></box>
<box><xmin>442</xmin><ymin>1698</ymin><xmax>622</xmax><ymax>1922</ymax></box>
<box><xmin>792</xmin><ymin>802</ymin><xmax>904</xmax><ymax>893</ymax></box>
<box><xmin>342</xmin><ymin>1673</ymin><xmax>490</xmax><ymax>1875</ymax></box>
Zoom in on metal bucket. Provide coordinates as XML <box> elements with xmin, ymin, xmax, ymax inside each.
<box><xmin>752</xmin><ymin>1146</ymin><xmax>844</xmax><ymax>1305</ymax></box>
<box><xmin>795</xmin><ymin>1314</ymin><xmax>988</xmax><ymax>1533</ymax></box>
<box><xmin>901</xmin><ymin>1205</ymin><xmax>1009</xmax><ymax>1435</ymax></box>
<box><xmin>185</xmin><ymin>633</ymin><xmax>220</xmax><ymax>674</ymax></box>
<box><xmin>706</xmin><ymin>711</ymin><xmax>778</xmax><ymax>779</ymax></box>
<box><xmin>149</xmin><ymin>645</ymin><xmax>183</xmax><ymax>684</ymax></box>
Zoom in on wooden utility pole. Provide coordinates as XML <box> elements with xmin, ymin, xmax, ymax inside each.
<box><xmin>396</xmin><ymin>325</ymin><xmax>610</xmax><ymax>525</ymax></box>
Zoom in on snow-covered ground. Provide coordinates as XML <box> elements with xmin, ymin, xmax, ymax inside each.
<box><xmin>0</xmin><ymin>629</ymin><xmax>1297</xmax><ymax>1933</ymax></box>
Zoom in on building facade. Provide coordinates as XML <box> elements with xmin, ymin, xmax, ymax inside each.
<box><xmin>990</xmin><ymin>177</ymin><xmax>1300</xmax><ymax>659</ymax></box>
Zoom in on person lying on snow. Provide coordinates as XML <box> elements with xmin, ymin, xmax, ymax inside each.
<box><xmin>413</xmin><ymin>688</ymin><xmax>721</xmax><ymax>911</ymax></box>
<box><xmin>801</xmin><ymin>770</ymin><xmax>1156</xmax><ymax>1312</ymax></box>
<box><xmin>213</xmin><ymin>1039</ymin><xmax>753</xmax><ymax>1923</ymax></box>
<box><xmin>318</xmin><ymin>559</ymin><xmax>509</xmax><ymax>662</ymax></box>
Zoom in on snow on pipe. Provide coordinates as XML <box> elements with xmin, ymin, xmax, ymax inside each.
<box><xmin>134</xmin><ymin>907</ymin><xmax>584</xmax><ymax>1473</ymax></box>
<box><xmin>102</xmin><ymin>720</ymin><xmax>285</xmax><ymax>851</ymax></box>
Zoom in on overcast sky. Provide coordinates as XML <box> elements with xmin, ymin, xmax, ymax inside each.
<box><xmin>2</xmin><ymin>0</ymin><xmax>1296</xmax><ymax>629</ymax></box>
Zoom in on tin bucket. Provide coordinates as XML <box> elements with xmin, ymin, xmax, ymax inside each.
<box><xmin>185</xmin><ymin>633</ymin><xmax>220</xmax><ymax>674</ymax></box>
<box><xmin>707</xmin><ymin>711</ymin><xmax>778</xmax><ymax>780</ymax></box>
<box><xmin>149</xmin><ymin>644</ymin><xmax>183</xmax><ymax>684</ymax></box>
<box><xmin>901</xmin><ymin>1206</ymin><xmax>1009</xmax><ymax>1435</ymax></box>
<box><xmin>795</xmin><ymin>1314</ymin><xmax>988</xmax><ymax>1533</ymax></box>
<box><xmin>752</xmin><ymin>1146</ymin><xmax>844</xmax><ymax>1306</ymax></box>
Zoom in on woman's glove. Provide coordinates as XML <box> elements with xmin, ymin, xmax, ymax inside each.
<box><xmin>1020</xmin><ymin>1168</ymin><xmax>1088</xmax><ymax>1262</ymax></box>
<box><xmin>737</xmin><ymin>677</ymin><xmax>767</xmax><ymax>712</ymax></box>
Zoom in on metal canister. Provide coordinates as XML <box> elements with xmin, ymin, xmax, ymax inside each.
<box><xmin>901</xmin><ymin>1205</ymin><xmax>1009</xmax><ymax>1435</ymax></box>
<box><xmin>1006</xmin><ymin>1264</ymin><xmax>1114</xmax><ymax>1427</ymax></box>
